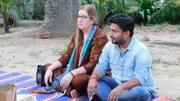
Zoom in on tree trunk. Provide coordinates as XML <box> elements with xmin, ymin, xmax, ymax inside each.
<box><xmin>42</xmin><ymin>0</ymin><xmax>80</xmax><ymax>36</ymax></box>
<box><xmin>4</xmin><ymin>20</ymin><xmax>9</xmax><ymax>33</ymax></box>
<box><xmin>3</xmin><ymin>13</ymin><xmax>9</xmax><ymax>33</ymax></box>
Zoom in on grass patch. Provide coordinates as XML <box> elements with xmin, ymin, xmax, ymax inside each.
<box><xmin>177</xmin><ymin>97</ymin><xmax>180</xmax><ymax>101</ymax></box>
<box><xmin>10</xmin><ymin>65</ymin><xmax>17</xmax><ymax>68</ymax></box>
<box><xmin>153</xmin><ymin>58</ymin><xmax>161</xmax><ymax>64</ymax></box>
<box><xmin>0</xmin><ymin>64</ymin><xmax>3</xmax><ymax>68</ymax></box>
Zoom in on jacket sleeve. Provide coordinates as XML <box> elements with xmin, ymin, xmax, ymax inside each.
<box><xmin>83</xmin><ymin>29</ymin><xmax>108</xmax><ymax>74</ymax></box>
<box><xmin>57</xmin><ymin>34</ymin><xmax>76</xmax><ymax>67</ymax></box>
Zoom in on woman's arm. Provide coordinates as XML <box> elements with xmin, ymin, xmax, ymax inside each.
<box><xmin>57</xmin><ymin>34</ymin><xmax>76</xmax><ymax>67</ymax></box>
<box><xmin>72</xmin><ymin>29</ymin><xmax>108</xmax><ymax>76</ymax></box>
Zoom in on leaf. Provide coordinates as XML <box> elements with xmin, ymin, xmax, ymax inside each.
<box><xmin>140</xmin><ymin>10</ymin><xmax>144</xmax><ymax>19</ymax></box>
<box><xmin>146</xmin><ymin>9</ymin><xmax>150</xmax><ymax>15</ymax></box>
<box><xmin>147</xmin><ymin>15</ymin><xmax>151</xmax><ymax>22</ymax></box>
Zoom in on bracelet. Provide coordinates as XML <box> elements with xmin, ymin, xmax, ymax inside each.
<box><xmin>89</xmin><ymin>76</ymin><xmax>97</xmax><ymax>81</ymax></box>
<box><xmin>70</xmin><ymin>71</ymin><xmax>75</xmax><ymax>77</ymax></box>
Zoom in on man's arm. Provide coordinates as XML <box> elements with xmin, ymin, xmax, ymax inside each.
<box><xmin>90</xmin><ymin>68</ymin><xmax>103</xmax><ymax>80</ymax></box>
<box><xmin>117</xmin><ymin>78</ymin><xmax>140</xmax><ymax>90</ymax></box>
<box><xmin>107</xmin><ymin>78</ymin><xmax>140</xmax><ymax>101</ymax></box>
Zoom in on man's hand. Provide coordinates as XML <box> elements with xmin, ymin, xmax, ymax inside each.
<box><xmin>108</xmin><ymin>86</ymin><xmax>124</xmax><ymax>101</ymax></box>
<box><xmin>87</xmin><ymin>77</ymin><xmax>98</xmax><ymax>99</ymax></box>
<box><xmin>60</xmin><ymin>72</ymin><xmax>73</xmax><ymax>89</ymax></box>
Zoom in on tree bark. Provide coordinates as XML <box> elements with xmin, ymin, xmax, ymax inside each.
<box><xmin>42</xmin><ymin>0</ymin><xmax>80</xmax><ymax>36</ymax></box>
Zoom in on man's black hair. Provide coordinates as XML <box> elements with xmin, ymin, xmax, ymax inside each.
<box><xmin>108</xmin><ymin>14</ymin><xmax>135</xmax><ymax>37</ymax></box>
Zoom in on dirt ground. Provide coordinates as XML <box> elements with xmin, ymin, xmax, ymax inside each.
<box><xmin>0</xmin><ymin>22</ymin><xmax>180</xmax><ymax>100</ymax></box>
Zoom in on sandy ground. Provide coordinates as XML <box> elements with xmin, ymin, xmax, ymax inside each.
<box><xmin>0</xmin><ymin>22</ymin><xmax>180</xmax><ymax>100</ymax></box>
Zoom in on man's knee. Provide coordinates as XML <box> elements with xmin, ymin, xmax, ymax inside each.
<box><xmin>130</xmin><ymin>86</ymin><xmax>148</xmax><ymax>95</ymax></box>
<box><xmin>129</xmin><ymin>86</ymin><xmax>151</xmax><ymax>101</ymax></box>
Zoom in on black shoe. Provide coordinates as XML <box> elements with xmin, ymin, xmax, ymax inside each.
<box><xmin>91</xmin><ymin>94</ymin><xmax>102</xmax><ymax>101</ymax></box>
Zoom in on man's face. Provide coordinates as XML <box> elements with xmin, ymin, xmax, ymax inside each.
<box><xmin>108</xmin><ymin>23</ymin><xmax>125</xmax><ymax>45</ymax></box>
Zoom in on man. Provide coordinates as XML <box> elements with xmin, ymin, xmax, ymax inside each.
<box><xmin>87</xmin><ymin>14</ymin><xmax>157</xmax><ymax>101</ymax></box>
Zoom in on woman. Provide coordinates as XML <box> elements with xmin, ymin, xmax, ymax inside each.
<box><xmin>44</xmin><ymin>4</ymin><xmax>108</xmax><ymax>99</ymax></box>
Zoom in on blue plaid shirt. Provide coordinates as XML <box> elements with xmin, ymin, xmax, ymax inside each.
<box><xmin>96</xmin><ymin>36</ymin><xmax>157</xmax><ymax>97</ymax></box>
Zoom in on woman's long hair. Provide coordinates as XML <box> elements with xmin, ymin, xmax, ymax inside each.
<box><xmin>75</xmin><ymin>4</ymin><xmax>98</xmax><ymax>47</ymax></box>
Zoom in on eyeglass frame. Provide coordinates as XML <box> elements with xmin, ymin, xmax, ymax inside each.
<box><xmin>77</xmin><ymin>15</ymin><xmax>93</xmax><ymax>20</ymax></box>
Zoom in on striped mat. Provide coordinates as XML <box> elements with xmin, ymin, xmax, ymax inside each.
<box><xmin>0</xmin><ymin>71</ymin><xmax>89</xmax><ymax>101</ymax></box>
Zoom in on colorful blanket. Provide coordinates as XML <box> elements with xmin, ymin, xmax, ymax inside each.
<box><xmin>0</xmin><ymin>71</ymin><xmax>89</xmax><ymax>101</ymax></box>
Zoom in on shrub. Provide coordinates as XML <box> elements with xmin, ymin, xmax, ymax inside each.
<box><xmin>81</xmin><ymin>0</ymin><xmax>129</xmax><ymax>28</ymax></box>
<box><xmin>150</xmin><ymin>0</ymin><xmax>180</xmax><ymax>24</ymax></box>
<box><xmin>127</xmin><ymin>0</ymin><xmax>162</xmax><ymax>25</ymax></box>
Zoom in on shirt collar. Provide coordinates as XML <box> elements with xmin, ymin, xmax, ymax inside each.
<box><xmin>127</xmin><ymin>36</ymin><xmax>135</xmax><ymax>51</ymax></box>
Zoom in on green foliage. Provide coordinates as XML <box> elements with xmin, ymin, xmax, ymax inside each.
<box><xmin>127</xmin><ymin>0</ymin><xmax>163</xmax><ymax>25</ymax></box>
<box><xmin>81</xmin><ymin>0</ymin><xmax>94</xmax><ymax>4</ymax></box>
<box><xmin>81</xmin><ymin>0</ymin><xmax>129</xmax><ymax>27</ymax></box>
<box><xmin>33</xmin><ymin>0</ymin><xmax>45</xmax><ymax>20</ymax></box>
<box><xmin>138</xmin><ymin>0</ymin><xmax>162</xmax><ymax>25</ymax></box>
<box><xmin>0</xmin><ymin>0</ymin><xmax>21</xmax><ymax>24</ymax></box>
<box><xmin>150</xmin><ymin>0</ymin><xmax>180</xmax><ymax>24</ymax></box>
<box><xmin>81</xmin><ymin>0</ymin><xmax>165</xmax><ymax>25</ymax></box>
<box><xmin>109</xmin><ymin>0</ymin><xmax>126</xmax><ymax>14</ymax></box>
<box><xmin>20</xmin><ymin>0</ymin><xmax>45</xmax><ymax>20</ymax></box>
<box><xmin>105</xmin><ymin>0</ymin><xmax>129</xmax><ymax>21</ymax></box>
<box><xmin>32</xmin><ymin>11</ymin><xmax>41</xmax><ymax>20</ymax></box>
<box><xmin>0</xmin><ymin>0</ymin><xmax>21</xmax><ymax>33</ymax></box>
<box><xmin>81</xmin><ymin>0</ymin><xmax>109</xmax><ymax>28</ymax></box>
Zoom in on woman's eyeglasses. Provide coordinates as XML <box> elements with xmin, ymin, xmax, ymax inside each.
<box><xmin>77</xmin><ymin>15</ymin><xmax>93</xmax><ymax>20</ymax></box>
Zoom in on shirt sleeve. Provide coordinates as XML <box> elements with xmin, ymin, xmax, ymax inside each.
<box><xmin>83</xmin><ymin>30</ymin><xmax>108</xmax><ymax>74</ymax></box>
<box><xmin>134</xmin><ymin>50</ymin><xmax>152</xmax><ymax>86</ymax></box>
<box><xmin>58</xmin><ymin>34</ymin><xmax>76</xmax><ymax>66</ymax></box>
<box><xmin>95</xmin><ymin>42</ymin><xmax>111</xmax><ymax>76</ymax></box>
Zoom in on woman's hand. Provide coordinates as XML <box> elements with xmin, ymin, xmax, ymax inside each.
<box><xmin>60</xmin><ymin>72</ymin><xmax>74</xmax><ymax>89</ymax></box>
<box><xmin>44</xmin><ymin>68</ymin><xmax>53</xmax><ymax>87</ymax></box>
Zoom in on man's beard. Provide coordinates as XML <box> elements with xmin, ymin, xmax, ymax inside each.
<box><xmin>111</xmin><ymin>38</ymin><xmax>126</xmax><ymax>45</ymax></box>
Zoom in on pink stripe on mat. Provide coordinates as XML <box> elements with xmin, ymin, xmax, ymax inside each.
<box><xmin>0</xmin><ymin>75</ymin><xmax>26</xmax><ymax>83</ymax></box>
<box><xmin>41</xmin><ymin>94</ymin><xmax>58</xmax><ymax>101</ymax></box>
<box><xmin>16</xmin><ymin>84</ymin><xmax>37</xmax><ymax>93</ymax></box>
<box><xmin>0</xmin><ymin>72</ymin><xmax>12</xmax><ymax>77</ymax></box>
<box><xmin>15</xmin><ymin>78</ymin><xmax>35</xmax><ymax>85</ymax></box>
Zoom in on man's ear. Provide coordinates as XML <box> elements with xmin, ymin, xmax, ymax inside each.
<box><xmin>124</xmin><ymin>31</ymin><xmax>130</xmax><ymax>37</ymax></box>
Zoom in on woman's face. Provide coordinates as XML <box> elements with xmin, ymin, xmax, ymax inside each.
<box><xmin>77</xmin><ymin>9</ymin><xmax>94</xmax><ymax>31</ymax></box>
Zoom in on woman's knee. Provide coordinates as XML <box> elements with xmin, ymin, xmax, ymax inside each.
<box><xmin>71</xmin><ymin>74</ymin><xmax>89</xmax><ymax>88</ymax></box>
